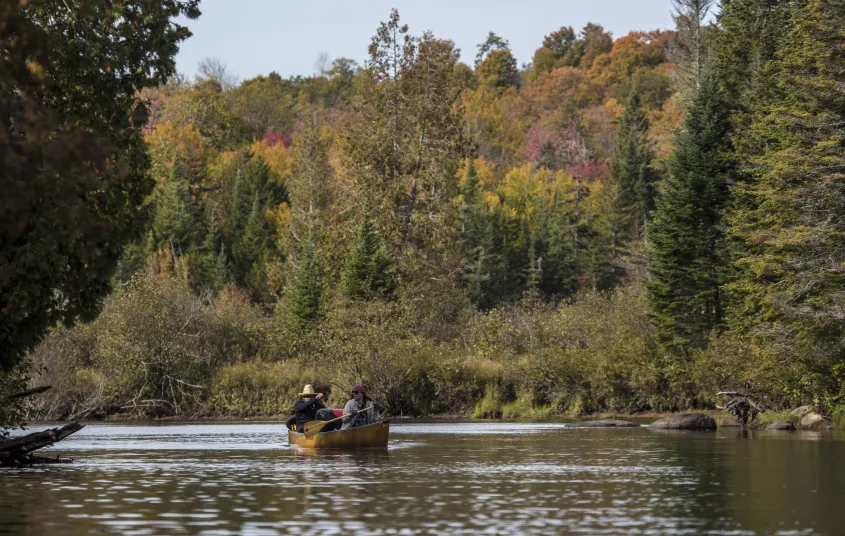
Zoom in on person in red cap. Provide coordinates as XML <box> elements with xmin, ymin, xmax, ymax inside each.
<box><xmin>340</xmin><ymin>384</ymin><xmax>381</xmax><ymax>430</ymax></box>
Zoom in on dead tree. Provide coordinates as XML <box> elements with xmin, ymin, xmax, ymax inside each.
<box><xmin>0</xmin><ymin>422</ymin><xmax>84</xmax><ymax>467</ymax></box>
<box><xmin>717</xmin><ymin>380</ymin><xmax>763</xmax><ymax>426</ymax></box>
<box><xmin>1</xmin><ymin>385</ymin><xmax>85</xmax><ymax>466</ymax></box>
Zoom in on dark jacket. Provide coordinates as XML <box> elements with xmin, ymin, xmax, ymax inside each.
<box><xmin>294</xmin><ymin>397</ymin><xmax>326</xmax><ymax>431</ymax></box>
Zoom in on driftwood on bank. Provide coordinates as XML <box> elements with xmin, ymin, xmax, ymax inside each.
<box><xmin>0</xmin><ymin>422</ymin><xmax>84</xmax><ymax>467</ymax></box>
<box><xmin>716</xmin><ymin>391</ymin><xmax>763</xmax><ymax>426</ymax></box>
<box><xmin>1</xmin><ymin>384</ymin><xmax>82</xmax><ymax>467</ymax></box>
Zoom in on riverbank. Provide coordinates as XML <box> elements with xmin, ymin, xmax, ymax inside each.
<box><xmin>24</xmin><ymin>408</ymin><xmax>840</xmax><ymax>430</ymax></box>
<box><xmin>22</xmin><ymin>276</ymin><xmax>754</xmax><ymax>423</ymax></box>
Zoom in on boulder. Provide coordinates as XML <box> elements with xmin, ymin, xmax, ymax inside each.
<box><xmin>800</xmin><ymin>412</ymin><xmax>829</xmax><ymax>429</ymax></box>
<box><xmin>765</xmin><ymin>422</ymin><xmax>796</xmax><ymax>431</ymax></box>
<box><xmin>649</xmin><ymin>413</ymin><xmax>717</xmax><ymax>430</ymax></box>
<box><xmin>574</xmin><ymin>419</ymin><xmax>639</xmax><ymax>428</ymax></box>
<box><xmin>792</xmin><ymin>405</ymin><xmax>815</xmax><ymax>418</ymax></box>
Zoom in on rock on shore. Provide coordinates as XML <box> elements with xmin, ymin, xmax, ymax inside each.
<box><xmin>800</xmin><ymin>412</ymin><xmax>829</xmax><ymax>429</ymax></box>
<box><xmin>765</xmin><ymin>422</ymin><xmax>797</xmax><ymax>431</ymax></box>
<box><xmin>649</xmin><ymin>413</ymin><xmax>717</xmax><ymax>430</ymax></box>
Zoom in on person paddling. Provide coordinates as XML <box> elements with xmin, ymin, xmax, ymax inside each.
<box><xmin>341</xmin><ymin>384</ymin><xmax>380</xmax><ymax>431</ymax></box>
<box><xmin>294</xmin><ymin>384</ymin><xmax>325</xmax><ymax>431</ymax></box>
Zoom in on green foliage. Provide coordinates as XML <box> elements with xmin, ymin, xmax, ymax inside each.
<box><xmin>226</xmin><ymin>154</ymin><xmax>286</xmax><ymax>298</ymax></box>
<box><xmin>282</xmin><ymin>240</ymin><xmax>324</xmax><ymax>325</ymax></box>
<box><xmin>227</xmin><ymin>72</ymin><xmax>297</xmax><ymax>139</ymax></box>
<box><xmin>0</xmin><ymin>364</ymin><xmax>32</xmax><ymax>435</ymax></box>
<box><xmin>611</xmin><ymin>93</ymin><xmax>659</xmax><ymax>239</ymax></box>
<box><xmin>173</xmin><ymin>80</ymin><xmax>250</xmax><ymax>149</ymax></box>
<box><xmin>726</xmin><ymin>0</ymin><xmax>845</xmax><ymax>407</ymax></box>
<box><xmin>648</xmin><ymin>72</ymin><xmax>732</xmax><ymax>353</ymax></box>
<box><xmin>29</xmin><ymin>276</ymin><xmax>276</xmax><ymax>419</ymax></box>
<box><xmin>208</xmin><ymin>360</ymin><xmax>330</xmax><ymax>417</ymax></box>
<box><xmin>477</xmin><ymin>50</ymin><xmax>520</xmax><ymax>92</ymax></box>
<box><xmin>342</xmin><ymin>216</ymin><xmax>394</xmax><ymax>300</ymax></box>
<box><xmin>0</xmin><ymin>0</ymin><xmax>199</xmax><ymax>371</ymax></box>
<box><xmin>152</xmin><ymin>159</ymin><xmax>203</xmax><ymax>252</ymax></box>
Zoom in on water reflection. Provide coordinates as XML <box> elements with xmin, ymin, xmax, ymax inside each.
<box><xmin>0</xmin><ymin>423</ymin><xmax>843</xmax><ymax>535</ymax></box>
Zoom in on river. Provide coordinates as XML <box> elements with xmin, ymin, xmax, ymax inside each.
<box><xmin>1</xmin><ymin>422</ymin><xmax>843</xmax><ymax>535</ymax></box>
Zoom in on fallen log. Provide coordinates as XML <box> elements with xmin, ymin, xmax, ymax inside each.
<box><xmin>0</xmin><ymin>422</ymin><xmax>84</xmax><ymax>467</ymax></box>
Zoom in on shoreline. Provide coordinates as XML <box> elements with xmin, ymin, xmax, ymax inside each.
<box><xmin>25</xmin><ymin>409</ymin><xmax>739</xmax><ymax>426</ymax></box>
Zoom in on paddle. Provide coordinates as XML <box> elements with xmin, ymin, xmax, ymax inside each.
<box><xmin>302</xmin><ymin>405</ymin><xmax>374</xmax><ymax>438</ymax></box>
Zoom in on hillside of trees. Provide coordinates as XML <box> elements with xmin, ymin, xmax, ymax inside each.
<box><xmin>4</xmin><ymin>0</ymin><xmax>844</xmax><ymax>424</ymax></box>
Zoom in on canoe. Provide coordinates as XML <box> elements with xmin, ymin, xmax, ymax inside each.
<box><xmin>287</xmin><ymin>421</ymin><xmax>389</xmax><ymax>450</ymax></box>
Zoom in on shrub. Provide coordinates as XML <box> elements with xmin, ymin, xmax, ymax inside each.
<box><xmin>207</xmin><ymin>360</ymin><xmax>330</xmax><ymax>417</ymax></box>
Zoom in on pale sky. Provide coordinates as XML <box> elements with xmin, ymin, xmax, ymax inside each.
<box><xmin>176</xmin><ymin>1</ymin><xmax>679</xmax><ymax>81</ymax></box>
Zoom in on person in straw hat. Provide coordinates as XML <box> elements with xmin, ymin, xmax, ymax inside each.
<box><xmin>294</xmin><ymin>384</ymin><xmax>325</xmax><ymax>432</ymax></box>
<box><xmin>340</xmin><ymin>384</ymin><xmax>381</xmax><ymax>431</ymax></box>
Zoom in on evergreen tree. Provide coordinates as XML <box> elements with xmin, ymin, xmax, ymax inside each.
<box><xmin>342</xmin><ymin>216</ymin><xmax>394</xmax><ymax>300</ymax></box>
<box><xmin>715</xmin><ymin>0</ymin><xmax>792</xmax><ymax>155</ymax></box>
<box><xmin>0</xmin><ymin>0</ymin><xmax>199</xmax><ymax>370</ymax></box>
<box><xmin>234</xmin><ymin>194</ymin><xmax>271</xmax><ymax>299</ymax></box>
<box><xmin>648</xmin><ymin>72</ymin><xmax>732</xmax><ymax>352</ymax></box>
<box><xmin>227</xmin><ymin>154</ymin><xmax>284</xmax><ymax>299</ymax></box>
<box><xmin>191</xmin><ymin>215</ymin><xmax>229</xmax><ymax>292</ymax></box>
<box><xmin>283</xmin><ymin>239</ymin><xmax>324</xmax><ymax>324</ymax></box>
<box><xmin>727</xmin><ymin>0</ymin><xmax>845</xmax><ymax>402</ymax></box>
<box><xmin>611</xmin><ymin>93</ymin><xmax>659</xmax><ymax>240</ymax></box>
<box><xmin>582</xmin><ymin>180</ymin><xmax>628</xmax><ymax>291</ymax></box>
<box><xmin>531</xmin><ymin>200</ymin><xmax>578</xmax><ymax>298</ymax></box>
<box><xmin>152</xmin><ymin>159</ymin><xmax>202</xmax><ymax>252</ymax></box>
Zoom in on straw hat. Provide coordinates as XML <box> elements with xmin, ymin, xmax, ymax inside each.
<box><xmin>299</xmin><ymin>384</ymin><xmax>317</xmax><ymax>397</ymax></box>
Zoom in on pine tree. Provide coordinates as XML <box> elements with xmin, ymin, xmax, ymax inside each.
<box><xmin>531</xmin><ymin>200</ymin><xmax>577</xmax><ymax>298</ymax></box>
<box><xmin>152</xmin><ymin>159</ymin><xmax>200</xmax><ymax>252</ymax></box>
<box><xmin>234</xmin><ymin>194</ymin><xmax>271</xmax><ymax>299</ymax></box>
<box><xmin>648</xmin><ymin>72</ymin><xmax>732</xmax><ymax>353</ymax></box>
<box><xmin>727</xmin><ymin>0</ymin><xmax>845</xmax><ymax>402</ymax></box>
<box><xmin>283</xmin><ymin>239</ymin><xmax>324</xmax><ymax>324</ymax></box>
<box><xmin>611</xmin><ymin>94</ymin><xmax>659</xmax><ymax>240</ymax></box>
<box><xmin>341</xmin><ymin>216</ymin><xmax>394</xmax><ymax>300</ymax></box>
<box><xmin>582</xmin><ymin>180</ymin><xmax>627</xmax><ymax>291</ymax></box>
<box><xmin>227</xmin><ymin>153</ymin><xmax>285</xmax><ymax>299</ymax></box>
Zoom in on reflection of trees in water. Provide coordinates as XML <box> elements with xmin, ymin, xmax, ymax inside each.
<box><xmin>655</xmin><ymin>429</ymin><xmax>845</xmax><ymax>535</ymax></box>
<box><xmin>723</xmin><ymin>430</ymin><xmax>844</xmax><ymax>535</ymax></box>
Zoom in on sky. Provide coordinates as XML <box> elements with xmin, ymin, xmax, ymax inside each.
<box><xmin>176</xmin><ymin>0</ymin><xmax>677</xmax><ymax>82</ymax></box>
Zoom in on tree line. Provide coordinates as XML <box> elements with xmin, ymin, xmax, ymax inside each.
<box><xmin>2</xmin><ymin>0</ymin><xmax>844</xmax><ymax>422</ymax></box>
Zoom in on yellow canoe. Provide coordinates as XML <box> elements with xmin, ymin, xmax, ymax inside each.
<box><xmin>287</xmin><ymin>421</ymin><xmax>389</xmax><ymax>450</ymax></box>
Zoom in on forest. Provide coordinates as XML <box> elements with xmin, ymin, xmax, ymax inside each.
<box><xmin>2</xmin><ymin>0</ymin><xmax>844</xmax><ymax>426</ymax></box>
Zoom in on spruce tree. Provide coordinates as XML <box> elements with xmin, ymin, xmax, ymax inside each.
<box><xmin>531</xmin><ymin>201</ymin><xmax>577</xmax><ymax>298</ymax></box>
<box><xmin>152</xmin><ymin>159</ymin><xmax>202</xmax><ymax>252</ymax></box>
<box><xmin>727</xmin><ymin>0</ymin><xmax>845</xmax><ymax>401</ymax></box>
<box><xmin>234</xmin><ymin>194</ymin><xmax>271</xmax><ymax>299</ymax></box>
<box><xmin>283</xmin><ymin>239</ymin><xmax>324</xmax><ymax>324</ymax></box>
<box><xmin>611</xmin><ymin>94</ymin><xmax>659</xmax><ymax>240</ymax></box>
<box><xmin>581</xmin><ymin>181</ymin><xmax>627</xmax><ymax>291</ymax></box>
<box><xmin>341</xmin><ymin>216</ymin><xmax>394</xmax><ymax>300</ymax></box>
<box><xmin>458</xmin><ymin>160</ymin><xmax>504</xmax><ymax>307</ymax></box>
<box><xmin>648</xmin><ymin>72</ymin><xmax>732</xmax><ymax>352</ymax></box>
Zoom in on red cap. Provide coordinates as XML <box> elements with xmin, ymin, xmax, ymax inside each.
<box><xmin>352</xmin><ymin>384</ymin><xmax>367</xmax><ymax>397</ymax></box>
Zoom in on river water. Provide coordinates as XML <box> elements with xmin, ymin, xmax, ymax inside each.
<box><xmin>1</xmin><ymin>422</ymin><xmax>844</xmax><ymax>535</ymax></box>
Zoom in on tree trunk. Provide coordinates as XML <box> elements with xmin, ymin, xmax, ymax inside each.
<box><xmin>0</xmin><ymin>422</ymin><xmax>84</xmax><ymax>467</ymax></box>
